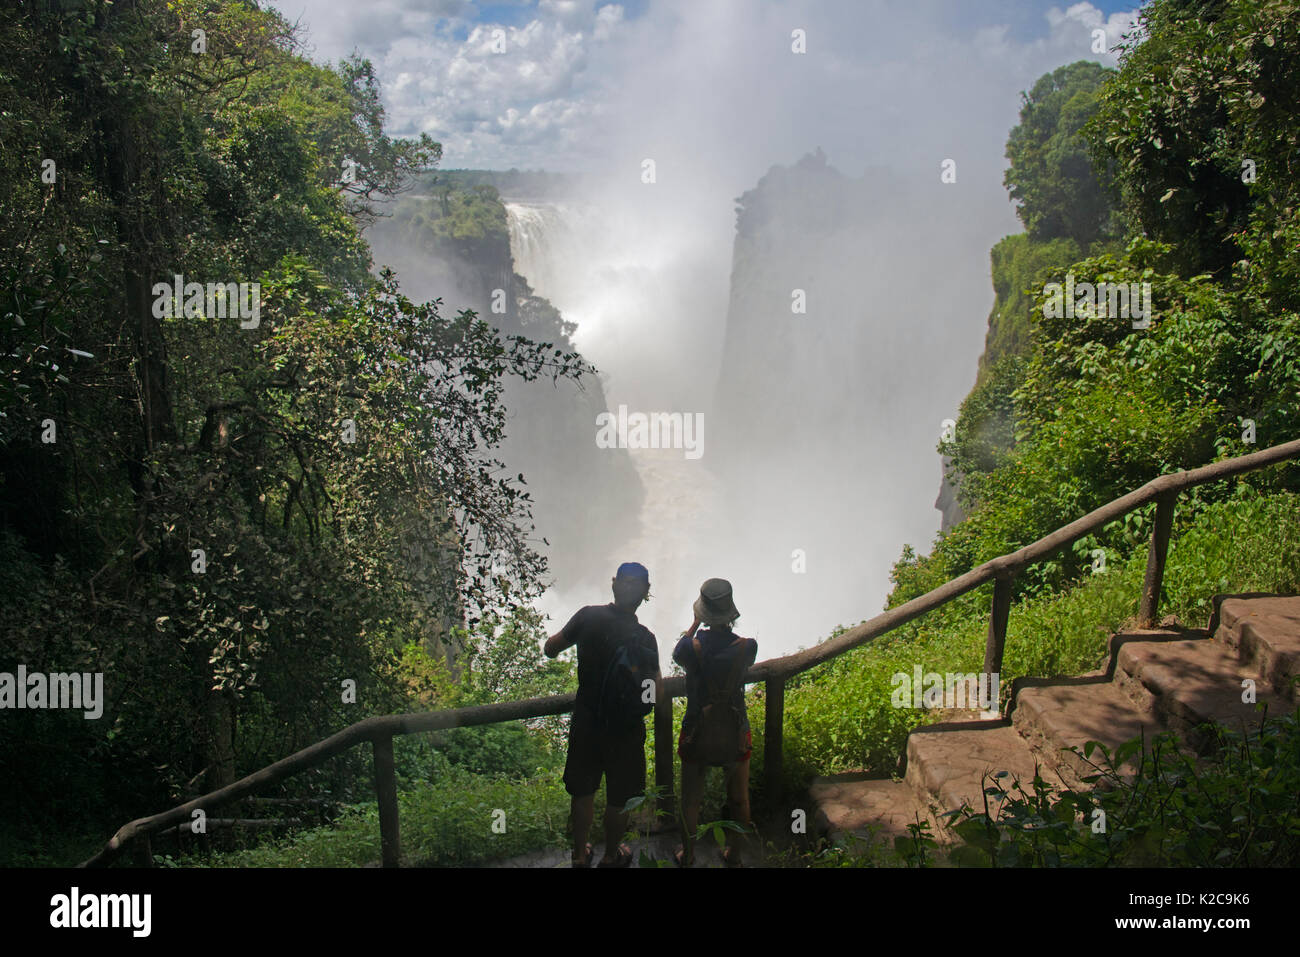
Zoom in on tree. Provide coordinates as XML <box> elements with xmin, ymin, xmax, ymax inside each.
<box><xmin>1004</xmin><ymin>60</ymin><xmax>1119</xmax><ymax>249</ymax></box>
<box><xmin>1087</xmin><ymin>0</ymin><xmax>1300</xmax><ymax>280</ymax></box>
<box><xmin>0</xmin><ymin>0</ymin><xmax>591</xmax><ymax>839</ymax></box>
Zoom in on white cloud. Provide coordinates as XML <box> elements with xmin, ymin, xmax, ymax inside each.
<box><xmin>271</xmin><ymin>2</ymin><xmax>1140</xmax><ymax>171</ymax></box>
<box><xmin>286</xmin><ymin>4</ymin><xmax>609</xmax><ymax>168</ymax></box>
<box><xmin>593</xmin><ymin>4</ymin><xmax>624</xmax><ymax>41</ymax></box>
<box><xmin>1043</xmin><ymin>2</ymin><xmax>1141</xmax><ymax>57</ymax></box>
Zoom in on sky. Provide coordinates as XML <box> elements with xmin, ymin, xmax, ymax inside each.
<box><xmin>268</xmin><ymin>0</ymin><xmax>1145</xmax><ymax>177</ymax></box>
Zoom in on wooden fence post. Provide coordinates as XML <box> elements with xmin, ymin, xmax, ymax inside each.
<box><xmin>1139</xmin><ymin>491</ymin><xmax>1177</xmax><ymax>627</ymax></box>
<box><xmin>654</xmin><ymin>693</ymin><xmax>675</xmax><ymax>822</ymax></box>
<box><xmin>765</xmin><ymin>676</ymin><xmax>785</xmax><ymax>805</ymax></box>
<box><xmin>983</xmin><ymin>574</ymin><xmax>1014</xmax><ymax>685</ymax></box>
<box><xmin>373</xmin><ymin>734</ymin><xmax>400</xmax><ymax>868</ymax></box>
<box><xmin>133</xmin><ymin>834</ymin><xmax>153</xmax><ymax>868</ymax></box>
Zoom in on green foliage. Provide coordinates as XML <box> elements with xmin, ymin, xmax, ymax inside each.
<box><xmin>155</xmin><ymin>601</ymin><xmax>579</xmax><ymax>866</ymax></box>
<box><xmin>389</xmin><ymin>182</ymin><xmax>511</xmax><ymax>265</ymax></box>
<box><xmin>941</xmin><ymin>707</ymin><xmax>1300</xmax><ymax>867</ymax></box>
<box><xmin>435</xmin><ymin>605</ymin><xmax>576</xmax><ymax>769</ymax></box>
<box><xmin>190</xmin><ymin>765</ymin><xmax>571</xmax><ymax>867</ymax></box>
<box><xmin>394</xmin><ymin>641</ymin><xmax>458</xmax><ymax>711</ymax></box>
<box><xmin>932</xmin><ymin>229</ymin><xmax>1300</xmax><ymax>600</ymax></box>
<box><xmin>799</xmin><ymin>702</ymin><xmax>1300</xmax><ymax>868</ymax></box>
<box><xmin>894</xmin><ymin>817</ymin><xmax>941</xmax><ymax>867</ymax></box>
<box><xmin>407</xmin><ymin>168</ymin><xmax>579</xmax><ymax>199</ymax></box>
<box><xmin>1087</xmin><ymin>0</ymin><xmax>1300</xmax><ymax>279</ymax></box>
<box><xmin>955</xmin><ymin>61</ymin><xmax>1125</xmax><ymax>495</ymax></box>
<box><xmin>975</xmin><ymin>233</ymin><xmax>1086</xmax><ymax>380</ymax></box>
<box><xmin>947</xmin><ymin>351</ymin><xmax>1024</xmax><ymax>481</ymax></box>
<box><xmin>950</xmin><ymin>4</ymin><xmax>1300</xmax><ymax>532</ymax></box>
<box><xmin>0</xmin><ymin>0</ymin><xmax>591</xmax><ymax>860</ymax></box>
<box><xmin>422</xmin><ymin>723</ymin><xmax>551</xmax><ymax>781</ymax></box>
<box><xmin>456</xmin><ymin>606</ymin><xmax>576</xmax><ymax>707</ymax></box>
<box><xmin>1004</xmin><ymin>60</ymin><xmax>1120</xmax><ymax>247</ymax></box>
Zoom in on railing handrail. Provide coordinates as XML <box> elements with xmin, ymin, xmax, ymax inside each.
<box><xmin>81</xmin><ymin>436</ymin><xmax>1300</xmax><ymax>867</ymax></box>
<box><xmin>759</xmin><ymin>434</ymin><xmax>1300</xmax><ymax>680</ymax></box>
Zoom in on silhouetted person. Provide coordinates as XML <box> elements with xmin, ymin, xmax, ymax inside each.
<box><xmin>545</xmin><ymin>562</ymin><xmax>661</xmax><ymax>867</ymax></box>
<box><xmin>673</xmin><ymin>578</ymin><xmax>757</xmax><ymax>866</ymax></box>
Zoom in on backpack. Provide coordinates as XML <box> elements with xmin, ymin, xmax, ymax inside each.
<box><xmin>595</xmin><ymin>628</ymin><xmax>657</xmax><ymax>732</ymax></box>
<box><xmin>679</xmin><ymin>636</ymin><xmax>748</xmax><ymax>766</ymax></box>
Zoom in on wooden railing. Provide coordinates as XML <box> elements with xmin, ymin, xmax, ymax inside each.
<box><xmin>81</xmin><ymin>437</ymin><xmax>1300</xmax><ymax>867</ymax></box>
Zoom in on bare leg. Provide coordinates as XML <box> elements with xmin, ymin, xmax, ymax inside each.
<box><xmin>680</xmin><ymin>760</ymin><xmax>706</xmax><ymax>864</ymax></box>
<box><xmin>724</xmin><ymin>758</ymin><xmax>751</xmax><ymax>863</ymax></box>
<box><xmin>571</xmin><ymin>794</ymin><xmax>594</xmax><ymax>865</ymax></box>
<box><xmin>600</xmin><ymin>801</ymin><xmax>630</xmax><ymax>865</ymax></box>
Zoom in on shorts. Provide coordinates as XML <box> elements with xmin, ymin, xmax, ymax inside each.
<box><xmin>678</xmin><ymin>727</ymin><xmax>752</xmax><ymax>766</ymax></box>
<box><xmin>563</xmin><ymin>702</ymin><xmax>647</xmax><ymax>807</ymax></box>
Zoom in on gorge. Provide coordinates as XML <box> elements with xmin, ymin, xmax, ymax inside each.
<box><xmin>367</xmin><ymin>152</ymin><xmax>1001</xmax><ymax>661</ymax></box>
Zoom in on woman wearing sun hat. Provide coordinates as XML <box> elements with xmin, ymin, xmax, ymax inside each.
<box><xmin>672</xmin><ymin>578</ymin><xmax>758</xmax><ymax>867</ymax></box>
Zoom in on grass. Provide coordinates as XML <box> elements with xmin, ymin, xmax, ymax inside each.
<box><xmin>169</xmin><ymin>764</ymin><xmax>572</xmax><ymax>868</ymax></box>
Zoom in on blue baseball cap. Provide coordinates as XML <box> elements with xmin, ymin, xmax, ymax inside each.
<box><xmin>615</xmin><ymin>562</ymin><xmax>650</xmax><ymax>582</ymax></box>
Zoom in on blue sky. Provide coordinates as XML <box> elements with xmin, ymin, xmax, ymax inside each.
<box><xmin>387</xmin><ymin>1</ymin><xmax>1140</xmax><ymax>38</ymax></box>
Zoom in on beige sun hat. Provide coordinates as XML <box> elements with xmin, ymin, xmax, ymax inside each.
<box><xmin>693</xmin><ymin>578</ymin><xmax>739</xmax><ymax>626</ymax></box>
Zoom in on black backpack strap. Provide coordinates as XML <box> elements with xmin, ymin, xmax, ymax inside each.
<box><xmin>693</xmin><ymin>636</ymin><xmax>745</xmax><ymax>701</ymax></box>
<box><xmin>691</xmin><ymin>637</ymin><xmax>715</xmax><ymax>697</ymax></box>
<box><xmin>720</xmin><ymin>637</ymin><xmax>746</xmax><ymax>696</ymax></box>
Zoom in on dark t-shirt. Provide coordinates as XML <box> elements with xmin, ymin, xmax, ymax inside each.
<box><xmin>672</xmin><ymin>626</ymin><xmax>758</xmax><ymax>732</ymax></box>
<box><xmin>556</xmin><ymin>603</ymin><xmax>658</xmax><ymax>712</ymax></box>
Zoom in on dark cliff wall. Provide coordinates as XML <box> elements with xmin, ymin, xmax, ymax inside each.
<box><xmin>711</xmin><ymin>151</ymin><xmax>956</xmax><ymax>521</ymax></box>
<box><xmin>365</xmin><ymin>184</ymin><xmax>643</xmax><ymax>594</ymax></box>
<box><xmin>934</xmin><ymin>455</ymin><xmax>967</xmax><ymax>532</ymax></box>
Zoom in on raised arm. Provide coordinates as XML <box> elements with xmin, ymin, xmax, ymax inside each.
<box><xmin>544</xmin><ymin>632</ymin><xmax>570</xmax><ymax>658</ymax></box>
<box><xmin>672</xmin><ymin>622</ymin><xmax>699</xmax><ymax>671</ymax></box>
<box><xmin>544</xmin><ymin>610</ymin><xmax>583</xmax><ymax>658</ymax></box>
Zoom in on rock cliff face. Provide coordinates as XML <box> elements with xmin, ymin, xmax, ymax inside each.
<box><xmin>934</xmin><ymin>455</ymin><xmax>967</xmax><ymax>532</ymax></box>
<box><xmin>710</xmin><ymin>150</ymin><xmax>970</xmax><ymax>588</ymax></box>
<box><xmin>365</xmin><ymin>186</ymin><xmax>643</xmax><ymax>595</ymax></box>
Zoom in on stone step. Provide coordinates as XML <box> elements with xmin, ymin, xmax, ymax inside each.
<box><xmin>903</xmin><ymin>721</ymin><xmax>1042</xmax><ymax>833</ymax></box>
<box><xmin>1011</xmin><ymin>677</ymin><xmax>1165</xmax><ymax>790</ymax></box>
<box><xmin>808</xmin><ymin>773</ymin><xmax>933</xmax><ymax>855</ymax></box>
<box><xmin>802</xmin><ymin>596</ymin><xmax>1300</xmax><ymax>867</ymax></box>
<box><xmin>1099</xmin><ymin>625</ymin><xmax>1210</xmax><ymax>677</ymax></box>
<box><xmin>1114</xmin><ymin>634</ymin><xmax>1278</xmax><ymax>750</ymax></box>
<box><xmin>1214</xmin><ymin>595</ymin><xmax>1300</xmax><ymax>702</ymax></box>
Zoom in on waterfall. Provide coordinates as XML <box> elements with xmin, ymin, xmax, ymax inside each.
<box><xmin>506</xmin><ymin>202</ymin><xmax>584</xmax><ymax>307</ymax></box>
<box><xmin>491</xmin><ymin>166</ymin><xmax>980</xmax><ymax>661</ymax></box>
<box><xmin>505</xmin><ymin>200</ymin><xmax>729</xmax><ymax>654</ymax></box>
<box><xmin>502</xmin><ymin>185</ymin><xmax>951</xmax><ymax>661</ymax></box>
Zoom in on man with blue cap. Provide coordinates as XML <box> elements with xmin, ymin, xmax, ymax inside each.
<box><xmin>545</xmin><ymin>562</ymin><xmax>661</xmax><ymax>867</ymax></box>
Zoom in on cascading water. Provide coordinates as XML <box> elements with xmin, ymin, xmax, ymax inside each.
<box><xmin>502</xmin><ymin>155</ymin><xmax>977</xmax><ymax>664</ymax></box>
<box><xmin>505</xmin><ymin>203</ymin><xmax>589</xmax><ymax>311</ymax></box>
<box><xmin>506</xmin><ymin>200</ymin><xmax>729</xmax><ymax>654</ymax></box>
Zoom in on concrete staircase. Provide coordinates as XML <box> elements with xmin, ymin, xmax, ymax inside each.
<box><xmin>809</xmin><ymin>593</ymin><xmax>1300</xmax><ymax>854</ymax></box>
